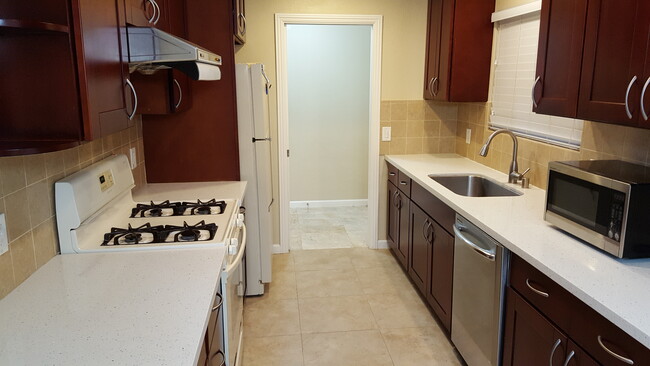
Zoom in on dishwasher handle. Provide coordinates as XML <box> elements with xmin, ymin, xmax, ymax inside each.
<box><xmin>453</xmin><ymin>225</ymin><xmax>496</xmax><ymax>261</ymax></box>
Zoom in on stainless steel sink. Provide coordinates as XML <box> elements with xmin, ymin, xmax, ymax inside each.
<box><xmin>429</xmin><ymin>174</ymin><xmax>522</xmax><ymax>197</ymax></box>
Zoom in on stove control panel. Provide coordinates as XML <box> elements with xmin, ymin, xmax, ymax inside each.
<box><xmin>98</xmin><ymin>170</ymin><xmax>115</xmax><ymax>192</ymax></box>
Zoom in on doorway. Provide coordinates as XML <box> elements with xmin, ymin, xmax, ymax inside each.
<box><xmin>275</xmin><ymin>14</ymin><xmax>383</xmax><ymax>253</ymax></box>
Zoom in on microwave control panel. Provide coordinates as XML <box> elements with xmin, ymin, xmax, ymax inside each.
<box><xmin>608</xmin><ymin>193</ymin><xmax>626</xmax><ymax>241</ymax></box>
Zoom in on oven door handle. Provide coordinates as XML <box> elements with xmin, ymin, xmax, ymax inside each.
<box><xmin>224</xmin><ymin>223</ymin><xmax>247</xmax><ymax>274</ymax></box>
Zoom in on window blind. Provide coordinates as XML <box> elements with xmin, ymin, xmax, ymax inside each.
<box><xmin>490</xmin><ymin>12</ymin><xmax>583</xmax><ymax>148</ymax></box>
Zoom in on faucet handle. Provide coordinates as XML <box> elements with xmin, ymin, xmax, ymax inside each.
<box><xmin>520</xmin><ymin>167</ymin><xmax>530</xmax><ymax>177</ymax></box>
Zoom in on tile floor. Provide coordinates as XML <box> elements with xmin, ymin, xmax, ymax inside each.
<box><xmin>242</xmin><ymin>248</ymin><xmax>464</xmax><ymax>365</ymax></box>
<box><xmin>290</xmin><ymin>206</ymin><xmax>369</xmax><ymax>250</ymax></box>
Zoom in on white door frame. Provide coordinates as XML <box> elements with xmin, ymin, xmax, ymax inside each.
<box><xmin>275</xmin><ymin>14</ymin><xmax>383</xmax><ymax>253</ymax></box>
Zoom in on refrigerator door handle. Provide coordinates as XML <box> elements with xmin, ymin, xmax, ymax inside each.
<box><xmin>252</xmin><ymin>137</ymin><xmax>271</xmax><ymax>142</ymax></box>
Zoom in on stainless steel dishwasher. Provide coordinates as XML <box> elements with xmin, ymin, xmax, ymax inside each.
<box><xmin>451</xmin><ymin>215</ymin><xmax>508</xmax><ymax>366</ymax></box>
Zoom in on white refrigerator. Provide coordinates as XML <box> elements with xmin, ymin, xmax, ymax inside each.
<box><xmin>235</xmin><ymin>63</ymin><xmax>274</xmax><ymax>296</ymax></box>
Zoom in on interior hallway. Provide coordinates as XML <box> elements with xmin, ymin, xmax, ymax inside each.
<box><xmin>289</xmin><ymin>206</ymin><xmax>369</xmax><ymax>250</ymax></box>
<box><xmin>242</xmin><ymin>248</ymin><xmax>464</xmax><ymax>365</ymax></box>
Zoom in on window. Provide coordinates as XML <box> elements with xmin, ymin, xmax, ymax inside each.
<box><xmin>490</xmin><ymin>11</ymin><xmax>583</xmax><ymax>148</ymax></box>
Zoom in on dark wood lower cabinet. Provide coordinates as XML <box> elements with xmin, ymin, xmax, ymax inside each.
<box><xmin>408</xmin><ymin>204</ymin><xmax>431</xmax><ymax>294</ymax></box>
<box><xmin>426</xmin><ymin>219</ymin><xmax>453</xmax><ymax>332</ymax></box>
<box><xmin>503</xmin><ymin>288</ymin><xmax>568</xmax><ymax>366</ymax></box>
<box><xmin>387</xmin><ymin>181</ymin><xmax>409</xmax><ymax>269</ymax></box>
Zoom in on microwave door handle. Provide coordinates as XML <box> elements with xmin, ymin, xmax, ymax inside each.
<box><xmin>224</xmin><ymin>223</ymin><xmax>247</xmax><ymax>274</ymax></box>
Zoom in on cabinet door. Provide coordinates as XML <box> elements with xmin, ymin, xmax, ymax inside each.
<box><xmin>408</xmin><ymin>204</ymin><xmax>431</xmax><ymax>294</ymax></box>
<box><xmin>563</xmin><ymin>340</ymin><xmax>600</xmax><ymax>366</ymax></box>
<box><xmin>387</xmin><ymin>182</ymin><xmax>400</xmax><ymax>254</ymax></box>
<box><xmin>73</xmin><ymin>0</ymin><xmax>134</xmax><ymax>140</ymax></box>
<box><xmin>577</xmin><ymin>0</ymin><xmax>649</xmax><ymax>125</ymax></box>
<box><xmin>503</xmin><ymin>288</ymin><xmax>568</xmax><ymax>366</ymax></box>
<box><xmin>234</xmin><ymin>0</ymin><xmax>246</xmax><ymax>44</ymax></box>
<box><xmin>533</xmin><ymin>0</ymin><xmax>588</xmax><ymax>118</ymax></box>
<box><xmin>423</xmin><ymin>0</ymin><xmax>443</xmax><ymax>100</ymax></box>
<box><xmin>396</xmin><ymin>191</ymin><xmax>410</xmax><ymax>269</ymax></box>
<box><xmin>426</xmin><ymin>220</ymin><xmax>453</xmax><ymax>332</ymax></box>
<box><xmin>126</xmin><ymin>0</ymin><xmax>168</xmax><ymax>30</ymax></box>
<box><xmin>639</xmin><ymin>28</ymin><xmax>650</xmax><ymax>128</ymax></box>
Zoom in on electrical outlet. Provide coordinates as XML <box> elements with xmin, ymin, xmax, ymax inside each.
<box><xmin>0</xmin><ymin>214</ymin><xmax>8</xmax><ymax>256</ymax></box>
<box><xmin>381</xmin><ymin>126</ymin><xmax>392</xmax><ymax>141</ymax></box>
<box><xmin>466</xmin><ymin>129</ymin><xmax>472</xmax><ymax>144</ymax></box>
<box><xmin>129</xmin><ymin>147</ymin><xmax>137</xmax><ymax>169</ymax></box>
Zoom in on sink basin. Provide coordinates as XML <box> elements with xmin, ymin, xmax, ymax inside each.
<box><xmin>428</xmin><ymin>174</ymin><xmax>522</xmax><ymax>197</ymax></box>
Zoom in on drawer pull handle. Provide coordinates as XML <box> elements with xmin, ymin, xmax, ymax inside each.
<box><xmin>526</xmin><ymin>279</ymin><xmax>549</xmax><ymax>298</ymax></box>
<box><xmin>598</xmin><ymin>335</ymin><xmax>634</xmax><ymax>365</ymax></box>
<box><xmin>389</xmin><ymin>172</ymin><xmax>396</xmax><ymax>176</ymax></box>
<box><xmin>562</xmin><ymin>350</ymin><xmax>574</xmax><ymax>366</ymax></box>
<box><xmin>549</xmin><ymin>338</ymin><xmax>561</xmax><ymax>366</ymax></box>
<box><xmin>399</xmin><ymin>181</ymin><xmax>408</xmax><ymax>185</ymax></box>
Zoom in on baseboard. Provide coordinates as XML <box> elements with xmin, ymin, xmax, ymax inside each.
<box><xmin>376</xmin><ymin>240</ymin><xmax>389</xmax><ymax>249</ymax></box>
<box><xmin>290</xmin><ymin>199</ymin><xmax>368</xmax><ymax>209</ymax></box>
<box><xmin>272</xmin><ymin>243</ymin><xmax>287</xmax><ymax>254</ymax></box>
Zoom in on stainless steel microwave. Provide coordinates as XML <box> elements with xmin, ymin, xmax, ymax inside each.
<box><xmin>545</xmin><ymin>160</ymin><xmax>650</xmax><ymax>258</ymax></box>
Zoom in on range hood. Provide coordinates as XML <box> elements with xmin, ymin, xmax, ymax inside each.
<box><xmin>127</xmin><ymin>27</ymin><xmax>222</xmax><ymax>81</ymax></box>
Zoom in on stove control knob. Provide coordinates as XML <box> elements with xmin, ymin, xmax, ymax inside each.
<box><xmin>614</xmin><ymin>232</ymin><xmax>620</xmax><ymax>241</ymax></box>
<box><xmin>608</xmin><ymin>229</ymin><xmax>614</xmax><ymax>239</ymax></box>
<box><xmin>228</xmin><ymin>238</ymin><xmax>239</xmax><ymax>255</ymax></box>
<box><xmin>236</xmin><ymin>214</ymin><xmax>245</xmax><ymax>227</ymax></box>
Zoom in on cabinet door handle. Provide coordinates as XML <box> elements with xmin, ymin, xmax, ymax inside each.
<box><xmin>427</xmin><ymin>77</ymin><xmax>435</xmax><ymax>97</ymax></box>
<box><xmin>532</xmin><ymin>76</ymin><xmax>541</xmax><ymax>108</ymax></box>
<box><xmin>392</xmin><ymin>191</ymin><xmax>399</xmax><ymax>207</ymax></box>
<box><xmin>173</xmin><ymin>78</ymin><xmax>183</xmax><ymax>109</ymax></box>
<box><xmin>145</xmin><ymin>0</ymin><xmax>157</xmax><ymax>23</ymax></box>
<box><xmin>151</xmin><ymin>0</ymin><xmax>161</xmax><ymax>25</ymax></box>
<box><xmin>211</xmin><ymin>292</ymin><xmax>223</xmax><ymax>312</ymax></box>
<box><xmin>525</xmin><ymin>278</ymin><xmax>549</xmax><ymax>298</ymax></box>
<box><xmin>641</xmin><ymin>76</ymin><xmax>650</xmax><ymax>121</ymax></box>
<box><xmin>625</xmin><ymin>76</ymin><xmax>638</xmax><ymax>119</ymax></box>
<box><xmin>125</xmin><ymin>79</ymin><xmax>138</xmax><ymax>120</ymax></box>
<box><xmin>396</xmin><ymin>194</ymin><xmax>402</xmax><ymax>209</ymax></box>
<box><xmin>549</xmin><ymin>338</ymin><xmax>561</xmax><ymax>366</ymax></box>
<box><xmin>422</xmin><ymin>219</ymin><xmax>431</xmax><ymax>242</ymax></box>
<box><xmin>239</xmin><ymin>13</ymin><xmax>247</xmax><ymax>36</ymax></box>
<box><xmin>429</xmin><ymin>222</ymin><xmax>436</xmax><ymax>243</ymax></box>
<box><xmin>562</xmin><ymin>350</ymin><xmax>575</xmax><ymax>366</ymax></box>
<box><xmin>598</xmin><ymin>335</ymin><xmax>634</xmax><ymax>365</ymax></box>
<box><xmin>432</xmin><ymin>77</ymin><xmax>440</xmax><ymax>96</ymax></box>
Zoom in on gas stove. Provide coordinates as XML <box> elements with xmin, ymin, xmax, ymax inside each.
<box><xmin>55</xmin><ymin>155</ymin><xmax>239</xmax><ymax>253</ymax></box>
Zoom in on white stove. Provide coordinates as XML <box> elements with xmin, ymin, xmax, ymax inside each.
<box><xmin>55</xmin><ymin>155</ymin><xmax>239</xmax><ymax>254</ymax></box>
<box><xmin>54</xmin><ymin>154</ymin><xmax>246</xmax><ymax>366</ymax></box>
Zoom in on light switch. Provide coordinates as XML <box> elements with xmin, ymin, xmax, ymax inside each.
<box><xmin>129</xmin><ymin>147</ymin><xmax>137</xmax><ymax>169</ymax></box>
<box><xmin>382</xmin><ymin>127</ymin><xmax>392</xmax><ymax>142</ymax></box>
<box><xmin>0</xmin><ymin>214</ymin><xmax>7</xmax><ymax>256</ymax></box>
<box><xmin>466</xmin><ymin>129</ymin><xmax>472</xmax><ymax>144</ymax></box>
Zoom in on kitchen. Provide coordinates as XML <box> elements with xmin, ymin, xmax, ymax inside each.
<box><xmin>1</xmin><ymin>0</ymin><xmax>650</xmax><ymax>365</ymax></box>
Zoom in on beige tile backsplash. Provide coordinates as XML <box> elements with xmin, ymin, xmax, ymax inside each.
<box><xmin>455</xmin><ymin>103</ymin><xmax>650</xmax><ymax>189</ymax></box>
<box><xmin>0</xmin><ymin>118</ymin><xmax>146</xmax><ymax>299</ymax></box>
<box><xmin>380</xmin><ymin>100</ymin><xmax>458</xmax><ymax>155</ymax></box>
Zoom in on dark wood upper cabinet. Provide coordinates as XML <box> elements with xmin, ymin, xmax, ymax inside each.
<box><xmin>423</xmin><ymin>0</ymin><xmax>495</xmax><ymax>102</ymax></box>
<box><xmin>233</xmin><ymin>0</ymin><xmax>245</xmax><ymax>44</ymax></box>
<box><xmin>533</xmin><ymin>0</ymin><xmax>588</xmax><ymax>118</ymax></box>
<box><xmin>125</xmin><ymin>0</ymin><xmax>169</xmax><ymax>31</ymax></box>
<box><xmin>577</xmin><ymin>0</ymin><xmax>649</xmax><ymax>126</ymax></box>
<box><xmin>637</xmin><ymin>14</ymin><xmax>650</xmax><ymax>128</ymax></box>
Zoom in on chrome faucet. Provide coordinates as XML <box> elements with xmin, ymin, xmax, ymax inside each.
<box><xmin>479</xmin><ymin>129</ymin><xmax>528</xmax><ymax>184</ymax></box>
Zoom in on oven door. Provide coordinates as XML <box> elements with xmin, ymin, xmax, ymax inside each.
<box><xmin>220</xmin><ymin>222</ymin><xmax>246</xmax><ymax>366</ymax></box>
<box><xmin>545</xmin><ymin>168</ymin><xmax>629</xmax><ymax>256</ymax></box>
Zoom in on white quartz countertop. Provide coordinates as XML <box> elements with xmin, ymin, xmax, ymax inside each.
<box><xmin>385</xmin><ymin>154</ymin><xmax>650</xmax><ymax>348</ymax></box>
<box><xmin>133</xmin><ymin>181</ymin><xmax>247</xmax><ymax>204</ymax></box>
<box><xmin>0</xmin><ymin>247</ymin><xmax>227</xmax><ymax>365</ymax></box>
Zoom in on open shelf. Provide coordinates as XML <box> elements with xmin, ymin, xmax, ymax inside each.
<box><xmin>0</xmin><ymin>19</ymin><xmax>69</xmax><ymax>33</ymax></box>
<box><xmin>0</xmin><ymin>140</ymin><xmax>80</xmax><ymax>156</ymax></box>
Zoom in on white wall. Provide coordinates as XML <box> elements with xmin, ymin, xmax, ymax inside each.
<box><xmin>287</xmin><ymin>25</ymin><xmax>371</xmax><ymax>202</ymax></box>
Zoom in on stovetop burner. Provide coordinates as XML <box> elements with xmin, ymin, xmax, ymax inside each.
<box><xmin>101</xmin><ymin>221</ymin><xmax>218</xmax><ymax>246</ymax></box>
<box><xmin>130</xmin><ymin>199</ymin><xmax>227</xmax><ymax>218</ymax></box>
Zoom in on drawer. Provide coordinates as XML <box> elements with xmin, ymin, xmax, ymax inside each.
<box><xmin>387</xmin><ymin>162</ymin><xmax>399</xmax><ymax>186</ymax></box>
<box><xmin>397</xmin><ymin>171</ymin><xmax>411</xmax><ymax>196</ymax></box>
<box><xmin>571</xmin><ymin>301</ymin><xmax>650</xmax><ymax>366</ymax></box>
<box><xmin>411</xmin><ymin>182</ymin><xmax>455</xmax><ymax>235</ymax></box>
<box><xmin>510</xmin><ymin>255</ymin><xmax>575</xmax><ymax>333</ymax></box>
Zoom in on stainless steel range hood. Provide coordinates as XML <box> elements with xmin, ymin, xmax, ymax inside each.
<box><xmin>127</xmin><ymin>27</ymin><xmax>222</xmax><ymax>81</ymax></box>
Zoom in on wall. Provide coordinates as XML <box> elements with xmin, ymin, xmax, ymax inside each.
<box><xmin>235</xmin><ymin>0</ymin><xmax>430</xmax><ymax>243</ymax></box>
<box><xmin>0</xmin><ymin>119</ymin><xmax>146</xmax><ymax>299</ymax></box>
<box><xmin>287</xmin><ymin>25</ymin><xmax>371</xmax><ymax>202</ymax></box>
